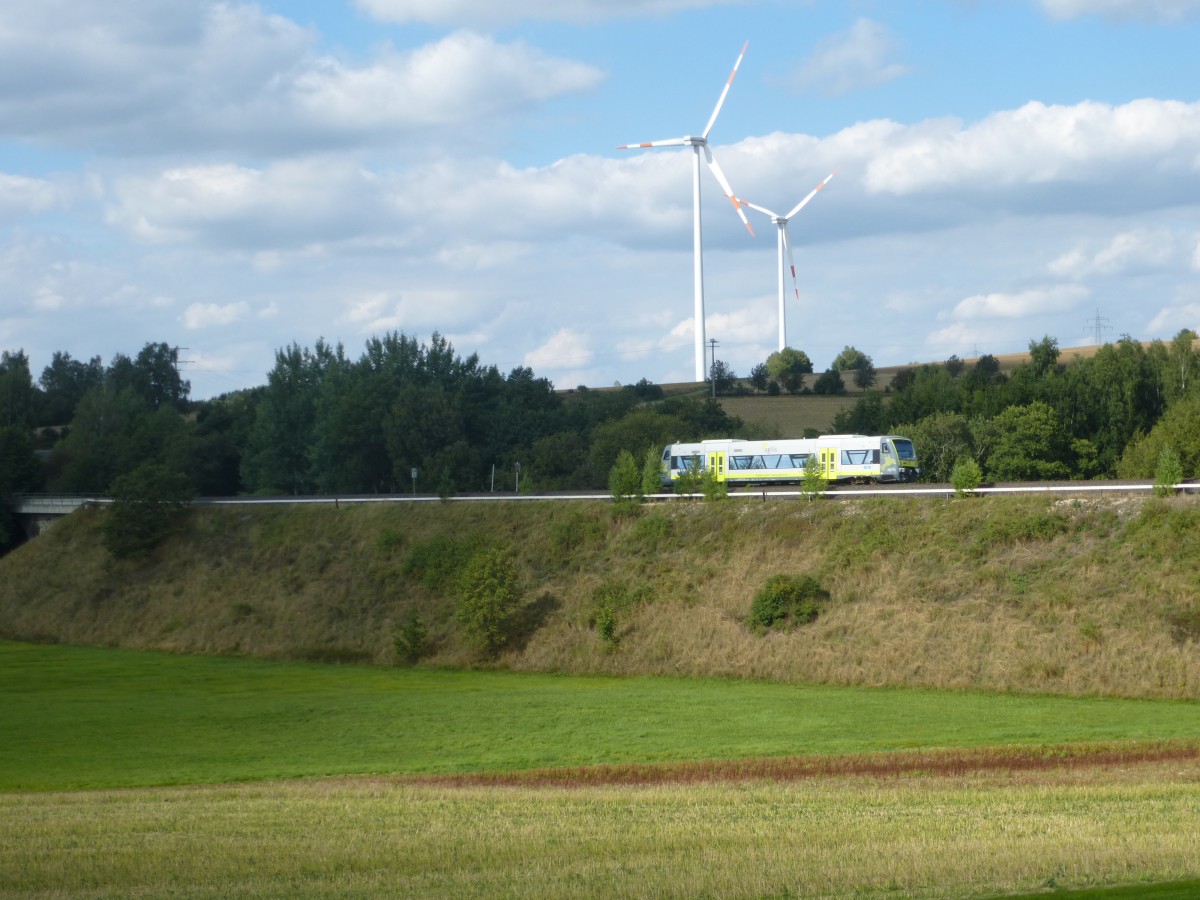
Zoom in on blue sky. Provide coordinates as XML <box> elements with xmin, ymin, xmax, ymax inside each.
<box><xmin>2</xmin><ymin>0</ymin><xmax>1200</xmax><ymax>398</ymax></box>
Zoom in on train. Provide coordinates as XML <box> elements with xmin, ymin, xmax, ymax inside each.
<box><xmin>661</xmin><ymin>434</ymin><xmax>920</xmax><ymax>487</ymax></box>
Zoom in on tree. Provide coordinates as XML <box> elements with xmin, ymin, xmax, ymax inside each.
<box><xmin>944</xmin><ymin>355</ymin><xmax>965</xmax><ymax>378</ymax></box>
<box><xmin>0</xmin><ymin>425</ymin><xmax>43</xmax><ymax>550</ymax></box>
<box><xmin>1027</xmin><ymin>336</ymin><xmax>1061</xmax><ymax>377</ymax></box>
<box><xmin>608</xmin><ymin>449</ymin><xmax>641</xmax><ymax>502</ymax></box>
<box><xmin>831</xmin><ymin>346</ymin><xmax>871</xmax><ymax>372</ymax></box>
<box><xmin>641</xmin><ymin>444</ymin><xmax>665</xmax><ymax>496</ymax></box>
<box><xmin>1166</xmin><ymin>328</ymin><xmax>1198</xmax><ymax>399</ymax></box>
<box><xmin>709</xmin><ymin>359</ymin><xmax>737</xmax><ymax>396</ymax></box>
<box><xmin>977</xmin><ymin>401</ymin><xmax>1071</xmax><ymax>481</ymax></box>
<box><xmin>901</xmin><ymin>411</ymin><xmax>973</xmax><ymax>483</ymax></box>
<box><xmin>811</xmin><ymin>369</ymin><xmax>845</xmax><ymax>396</ymax></box>
<box><xmin>1154</xmin><ymin>446</ymin><xmax>1184</xmax><ymax>497</ymax></box>
<box><xmin>37</xmin><ymin>351</ymin><xmax>104</xmax><ymax>426</ymax></box>
<box><xmin>241</xmin><ymin>341</ymin><xmax>337</xmax><ymax>494</ymax></box>
<box><xmin>0</xmin><ymin>350</ymin><xmax>33</xmax><ymax>429</ymax></box>
<box><xmin>748</xmin><ymin>362</ymin><xmax>770</xmax><ymax>393</ymax></box>
<box><xmin>455</xmin><ymin>548</ymin><xmax>522</xmax><ymax>657</ymax></box>
<box><xmin>102</xmin><ymin>463</ymin><xmax>192</xmax><ymax>558</ymax></box>
<box><xmin>852</xmin><ymin>361</ymin><xmax>877</xmax><ymax>390</ymax></box>
<box><xmin>1117</xmin><ymin>391</ymin><xmax>1200</xmax><ymax>480</ymax></box>
<box><xmin>765</xmin><ymin>348</ymin><xmax>813</xmax><ymax>394</ymax></box>
<box><xmin>130</xmin><ymin>343</ymin><xmax>190</xmax><ymax>411</ymax></box>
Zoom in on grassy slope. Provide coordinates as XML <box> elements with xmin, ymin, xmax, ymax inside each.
<box><xmin>2</xmin><ymin>493</ymin><xmax>1199</xmax><ymax>700</ymax></box>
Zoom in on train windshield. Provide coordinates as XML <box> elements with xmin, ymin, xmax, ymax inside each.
<box><xmin>891</xmin><ymin>439</ymin><xmax>916</xmax><ymax>460</ymax></box>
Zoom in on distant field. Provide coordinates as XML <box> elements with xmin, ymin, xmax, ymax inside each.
<box><xmin>2</xmin><ymin>641</ymin><xmax>1200</xmax><ymax>897</ymax></box>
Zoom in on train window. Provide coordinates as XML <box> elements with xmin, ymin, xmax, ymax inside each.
<box><xmin>893</xmin><ymin>439</ymin><xmax>916</xmax><ymax>460</ymax></box>
<box><xmin>841</xmin><ymin>449</ymin><xmax>873</xmax><ymax>465</ymax></box>
<box><xmin>789</xmin><ymin>454</ymin><xmax>809</xmax><ymax>467</ymax></box>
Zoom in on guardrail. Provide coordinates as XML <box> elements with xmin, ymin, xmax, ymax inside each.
<box><xmin>9</xmin><ymin>481</ymin><xmax>1194</xmax><ymax>515</ymax></box>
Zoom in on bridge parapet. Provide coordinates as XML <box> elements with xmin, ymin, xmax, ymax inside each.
<box><xmin>11</xmin><ymin>494</ymin><xmax>111</xmax><ymax>515</ymax></box>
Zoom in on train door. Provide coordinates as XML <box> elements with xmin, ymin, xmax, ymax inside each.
<box><xmin>821</xmin><ymin>447</ymin><xmax>837</xmax><ymax>481</ymax></box>
<box><xmin>709</xmin><ymin>451</ymin><xmax>727</xmax><ymax>482</ymax></box>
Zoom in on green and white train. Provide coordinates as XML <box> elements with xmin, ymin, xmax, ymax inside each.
<box><xmin>661</xmin><ymin>434</ymin><xmax>920</xmax><ymax>487</ymax></box>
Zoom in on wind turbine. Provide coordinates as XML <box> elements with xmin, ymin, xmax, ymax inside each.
<box><xmin>619</xmin><ymin>42</ymin><xmax>754</xmax><ymax>383</ymax></box>
<box><xmin>741</xmin><ymin>169</ymin><xmax>837</xmax><ymax>352</ymax></box>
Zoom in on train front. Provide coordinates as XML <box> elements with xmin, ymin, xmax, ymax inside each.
<box><xmin>883</xmin><ymin>436</ymin><xmax>920</xmax><ymax>482</ymax></box>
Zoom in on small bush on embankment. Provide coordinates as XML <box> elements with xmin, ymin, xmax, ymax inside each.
<box><xmin>2</xmin><ymin>493</ymin><xmax>1200</xmax><ymax>698</ymax></box>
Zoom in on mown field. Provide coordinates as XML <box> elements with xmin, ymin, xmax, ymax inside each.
<box><xmin>2</xmin><ymin>640</ymin><xmax>1199</xmax><ymax>898</ymax></box>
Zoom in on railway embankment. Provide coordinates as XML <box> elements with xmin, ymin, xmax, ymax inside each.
<box><xmin>1</xmin><ymin>492</ymin><xmax>1198</xmax><ymax>700</ymax></box>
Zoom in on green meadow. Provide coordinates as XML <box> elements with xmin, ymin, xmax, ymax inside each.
<box><xmin>4</xmin><ymin>640</ymin><xmax>1200</xmax><ymax>792</ymax></box>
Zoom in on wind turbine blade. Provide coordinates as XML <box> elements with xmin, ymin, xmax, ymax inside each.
<box><xmin>704</xmin><ymin>145</ymin><xmax>754</xmax><ymax>236</ymax></box>
<box><xmin>740</xmin><ymin>199</ymin><xmax>779</xmax><ymax>218</ymax></box>
<box><xmin>782</xmin><ymin>224</ymin><xmax>800</xmax><ymax>302</ymax></box>
<box><xmin>617</xmin><ymin>137</ymin><xmax>690</xmax><ymax>149</ymax></box>
<box><xmin>785</xmin><ymin>169</ymin><xmax>838</xmax><ymax>219</ymax></box>
<box><xmin>701</xmin><ymin>40</ymin><xmax>748</xmax><ymax>140</ymax></box>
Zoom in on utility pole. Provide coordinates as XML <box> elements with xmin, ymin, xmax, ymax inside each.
<box><xmin>708</xmin><ymin>338</ymin><xmax>719</xmax><ymax>399</ymax></box>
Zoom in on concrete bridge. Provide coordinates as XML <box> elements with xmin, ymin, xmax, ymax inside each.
<box><xmin>10</xmin><ymin>494</ymin><xmax>110</xmax><ymax>539</ymax></box>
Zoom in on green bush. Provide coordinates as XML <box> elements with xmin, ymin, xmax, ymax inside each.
<box><xmin>1154</xmin><ymin>446</ymin><xmax>1184</xmax><ymax>497</ymax></box>
<box><xmin>800</xmin><ymin>456</ymin><xmax>825</xmax><ymax>501</ymax></box>
<box><xmin>402</xmin><ymin>534</ymin><xmax>484</xmax><ymax>591</ymax></box>
<box><xmin>747</xmin><ymin>574</ymin><xmax>828</xmax><ymax>631</ymax></box>
<box><xmin>590</xmin><ymin>581</ymin><xmax>651</xmax><ymax>649</ymax></box>
<box><xmin>608</xmin><ymin>449</ymin><xmax>641</xmax><ymax>502</ymax></box>
<box><xmin>455</xmin><ymin>548</ymin><xmax>522</xmax><ymax>657</ymax></box>
<box><xmin>641</xmin><ymin>445</ymin><xmax>666</xmax><ymax>497</ymax></box>
<box><xmin>699</xmin><ymin>467</ymin><xmax>727</xmax><ymax>501</ymax></box>
<box><xmin>393</xmin><ymin>609</ymin><xmax>429</xmax><ymax>665</ymax></box>
<box><xmin>950</xmin><ymin>457</ymin><xmax>983</xmax><ymax>496</ymax></box>
<box><xmin>973</xmin><ymin>510</ymin><xmax>1069</xmax><ymax>553</ymax></box>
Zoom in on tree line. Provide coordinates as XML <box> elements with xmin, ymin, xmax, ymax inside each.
<box><xmin>0</xmin><ymin>333</ymin><xmax>745</xmax><ymax>548</ymax></box>
<box><xmin>3</xmin><ymin>329</ymin><xmax>1197</xmax><ymax>549</ymax></box>
<box><xmin>831</xmin><ymin>332</ymin><xmax>1200</xmax><ymax>483</ymax></box>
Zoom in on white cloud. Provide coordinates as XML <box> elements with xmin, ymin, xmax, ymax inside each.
<box><xmin>181</xmin><ymin>301</ymin><xmax>250</xmax><ymax>329</ymax></box>
<box><xmin>353</xmin><ymin>0</ymin><xmax>743</xmax><ymax>26</ymax></box>
<box><xmin>862</xmin><ymin>99</ymin><xmax>1200</xmax><ymax>197</ymax></box>
<box><xmin>1147</xmin><ymin>303</ymin><xmax>1200</xmax><ymax>333</ymax></box>
<box><xmin>951</xmin><ymin>284</ymin><xmax>1090</xmax><ymax>319</ymax></box>
<box><xmin>0</xmin><ymin>174</ymin><xmax>62</xmax><ymax>221</ymax></box>
<box><xmin>524</xmin><ymin>328</ymin><xmax>594</xmax><ymax>370</ymax></box>
<box><xmin>0</xmin><ymin>7</ymin><xmax>603</xmax><ymax>156</ymax></box>
<box><xmin>787</xmin><ymin>19</ymin><xmax>913</xmax><ymax>97</ymax></box>
<box><xmin>1047</xmin><ymin>229</ymin><xmax>1177</xmax><ymax>278</ymax></box>
<box><xmin>1036</xmin><ymin>0</ymin><xmax>1200</xmax><ymax>21</ymax></box>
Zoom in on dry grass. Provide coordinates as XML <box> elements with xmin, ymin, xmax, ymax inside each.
<box><xmin>3</xmin><ymin>754</ymin><xmax>1199</xmax><ymax>898</ymax></box>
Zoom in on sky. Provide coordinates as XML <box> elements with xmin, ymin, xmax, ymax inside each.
<box><xmin>2</xmin><ymin>0</ymin><xmax>1200</xmax><ymax>398</ymax></box>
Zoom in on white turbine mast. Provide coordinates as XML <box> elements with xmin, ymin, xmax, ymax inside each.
<box><xmin>741</xmin><ymin>169</ymin><xmax>837</xmax><ymax>352</ymax></box>
<box><xmin>619</xmin><ymin>41</ymin><xmax>754</xmax><ymax>383</ymax></box>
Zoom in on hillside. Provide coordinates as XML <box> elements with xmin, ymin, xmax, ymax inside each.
<box><xmin>2</xmin><ymin>493</ymin><xmax>1199</xmax><ymax>700</ymax></box>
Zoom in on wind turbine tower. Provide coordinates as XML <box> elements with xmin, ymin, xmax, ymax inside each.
<box><xmin>619</xmin><ymin>42</ymin><xmax>754</xmax><ymax>382</ymax></box>
<box><xmin>742</xmin><ymin>170</ymin><xmax>837</xmax><ymax>352</ymax></box>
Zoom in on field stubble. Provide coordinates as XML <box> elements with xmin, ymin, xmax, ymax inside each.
<box><xmin>2</xmin><ymin>756</ymin><xmax>1198</xmax><ymax>899</ymax></box>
